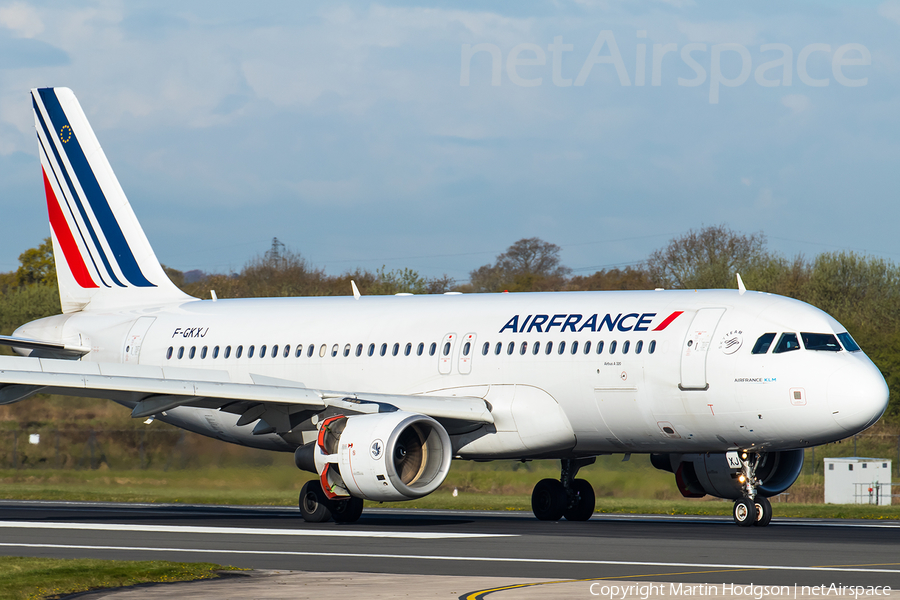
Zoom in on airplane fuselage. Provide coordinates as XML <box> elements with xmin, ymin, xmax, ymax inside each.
<box><xmin>17</xmin><ymin>288</ymin><xmax>886</xmax><ymax>459</ymax></box>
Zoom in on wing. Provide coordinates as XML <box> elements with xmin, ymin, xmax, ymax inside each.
<box><xmin>0</xmin><ymin>355</ymin><xmax>493</xmax><ymax>434</ymax></box>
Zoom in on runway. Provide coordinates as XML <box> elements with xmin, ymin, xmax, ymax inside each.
<box><xmin>1</xmin><ymin>501</ymin><xmax>899</xmax><ymax>592</ymax></box>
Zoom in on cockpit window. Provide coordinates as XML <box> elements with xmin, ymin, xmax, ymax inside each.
<box><xmin>751</xmin><ymin>333</ymin><xmax>776</xmax><ymax>354</ymax></box>
<box><xmin>801</xmin><ymin>333</ymin><xmax>841</xmax><ymax>352</ymax></box>
<box><xmin>773</xmin><ymin>332</ymin><xmax>801</xmax><ymax>354</ymax></box>
<box><xmin>837</xmin><ymin>332</ymin><xmax>861</xmax><ymax>352</ymax></box>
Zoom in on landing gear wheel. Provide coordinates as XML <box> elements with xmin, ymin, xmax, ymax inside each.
<box><xmin>732</xmin><ymin>498</ymin><xmax>757</xmax><ymax>527</ymax></box>
<box><xmin>532</xmin><ymin>478</ymin><xmax>567</xmax><ymax>521</ymax></box>
<box><xmin>564</xmin><ymin>479</ymin><xmax>596</xmax><ymax>522</ymax></box>
<box><xmin>753</xmin><ymin>496</ymin><xmax>772</xmax><ymax>527</ymax></box>
<box><xmin>332</xmin><ymin>497</ymin><xmax>364</xmax><ymax>524</ymax></box>
<box><xmin>299</xmin><ymin>480</ymin><xmax>333</xmax><ymax>523</ymax></box>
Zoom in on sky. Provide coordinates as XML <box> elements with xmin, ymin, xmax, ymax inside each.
<box><xmin>0</xmin><ymin>1</ymin><xmax>898</xmax><ymax>284</ymax></box>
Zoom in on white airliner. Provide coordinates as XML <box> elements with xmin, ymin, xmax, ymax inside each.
<box><xmin>0</xmin><ymin>88</ymin><xmax>888</xmax><ymax>527</ymax></box>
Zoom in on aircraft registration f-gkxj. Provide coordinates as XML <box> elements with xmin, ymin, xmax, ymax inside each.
<box><xmin>0</xmin><ymin>88</ymin><xmax>889</xmax><ymax>527</ymax></box>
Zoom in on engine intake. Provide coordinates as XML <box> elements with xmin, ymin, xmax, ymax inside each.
<box><xmin>651</xmin><ymin>450</ymin><xmax>804</xmax><ymax>500</ymax></box>
<box><xmin>298</xmin><ymin>411</ymin><xmax>452</xmax><ymax>502</ymax></box>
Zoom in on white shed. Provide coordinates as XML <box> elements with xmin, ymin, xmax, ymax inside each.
<box><xmin>824</xmin><ymin>457</ymin><xmax>892</xmax><ymax>505</ymax></box>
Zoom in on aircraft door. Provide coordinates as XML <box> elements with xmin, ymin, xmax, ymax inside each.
<box><xmin>679</xmin><ymin>308</ymin><xmax>725</xmax><ymax>390</ymax></box>
<box><xmin>123</xmin><ymin>316</ymin><xmax>156</xmax><ymax>364</ymax></box>
<box><xmin>458</xmin><ymin>333</ymin><xmax>476</xmax><ymax>374</ymax></box>
<box><xmin>438</xmin><ymin>333</ymin><xmax>457</xmax><ymax>375</ymax></box>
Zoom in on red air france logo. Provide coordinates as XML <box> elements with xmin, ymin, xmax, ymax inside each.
<box><xmin>499</xmin><ymin>311</ymin><xmax>683</xmax><ymax>334</ymax></box>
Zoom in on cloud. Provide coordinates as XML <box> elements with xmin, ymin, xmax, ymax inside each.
<box><xmin>0</xmin><ymin>31</ymin><xmax>69</xmax><ymax>69</ymax></box>
<box><xmin>0</xmin><ymin>3</ymin><xmax>43</xmax><ymax>37</ymax></box>
<box><xmin>781</xmin><ymin>94</ymin><xmax>811</xmax><ymax>114</ymax></box>
<box><xmin>878</xmin><ymin>1</ymin><xmax>900</xmax><ymax>26</ymax></box>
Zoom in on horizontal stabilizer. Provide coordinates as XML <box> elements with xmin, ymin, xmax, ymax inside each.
<box><xmin>0</xmin><ymin>335</ymin><xmax>90</xmax><ymax>359</ymax></box>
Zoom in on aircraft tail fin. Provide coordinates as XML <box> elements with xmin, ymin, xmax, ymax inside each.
<box><xmin>31</xmin><ymin>87</ymin><xmax>191</xmax><ymax>313</ymax></box>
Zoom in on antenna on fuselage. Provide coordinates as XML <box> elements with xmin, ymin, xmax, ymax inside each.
<box><xmin>351</xmin><ymin>280</ymin><xmax>361</xmax><ymax>300</ymax></box>
<box><xmin>736</xmin><ymin>273</ymin><xmax>747</xmax><ymax>295</ymax></box>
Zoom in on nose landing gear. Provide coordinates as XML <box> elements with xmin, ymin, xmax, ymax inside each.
<box><xmin>731</xmin><ymin>451</ymin><xmax>772</xmax><ymax>527</ymax></box>
<box><xmin>531</xmin><ymin>457</ymin><xmax>597</xmax><ymax>521</ymax></box>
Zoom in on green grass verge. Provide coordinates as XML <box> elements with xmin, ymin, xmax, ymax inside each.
<box><xmin>1</xmin><ymin>461</ymin><xmax>898</xmax><ymax>520</ymax></box>
<box><xmin>0</xmin><ymin>557</ymin><xmax>238</xmax><ymax>600</ymax></box>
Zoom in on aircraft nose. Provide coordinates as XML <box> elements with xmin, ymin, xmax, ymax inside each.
<box><xmin>828</xmin><ymin>359</ymin><xmax>889</xmax><ymax>434</ymax></box>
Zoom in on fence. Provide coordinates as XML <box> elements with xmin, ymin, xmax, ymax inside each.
<box><xmin>806</xmin><ymin>434</ymin><xmax>900</xmax><ymax>477</ymax></box>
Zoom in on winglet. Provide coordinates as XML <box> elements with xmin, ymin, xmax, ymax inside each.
<box><xmin>351</xmin><ymin>280</ymin><xmax>361</xmax><ymax>300</ymax></box>
<box><xmin>736</xmin><ymin>273</ymin><xmax>746</xmax><ymax>295</ymax></box>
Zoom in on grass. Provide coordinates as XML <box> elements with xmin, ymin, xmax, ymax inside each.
<box><xmin>1</xmin><ymin>458</ymin><xmax>898</xmax><ymax>519</ymax></box>
<box><xmin>0</xmin><ymin>556</ymin><xmax>238</xmax><ymax>600</ymax></box>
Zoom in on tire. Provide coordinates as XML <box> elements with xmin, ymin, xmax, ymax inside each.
<box><xmin>299</xmin><ymin>480</ymin><xmax>333</xmax><ymax>523</ymax></box>
<box><xmin>564</xmin><ymin>479</ymin><xmax>596</xmax><ymax>522</ymax></box>
<box><xmin>753</xmin><ymin>496</ymin><xmax>772</xmax><ymax>527</ymax></box>
<box><xmin>532</xmin><ymin>478</ymin><xmax>566</xmax><ymax>521</ymax></box>
<box><xmin>732</xmin><ymin>497</ymin><xmax>757</xmax><ymax>527</ymax></box>
<box><xmin>332</xmin><ymin>497</ymin><xmax>365</xmax><ymax>524</ymax></box>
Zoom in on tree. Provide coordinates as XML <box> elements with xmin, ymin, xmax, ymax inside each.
<box><xmin>646</xmin><ymin>225</ymin><xmax>768</xmax><ymax>290</ymax></box>
<box><xmin>16</xmin><ymin>237</ymin><xmax>55</xmax><ymax>286</ymax></box>
<box><xmin>469</xmin><ymin>238</ymin><xmax>571</xmax><ymax>292</ymax></box>
<box><xmin>568</xmin><ymin>266</ymin><xmax>653</xmax><ymax>291</ymax></box>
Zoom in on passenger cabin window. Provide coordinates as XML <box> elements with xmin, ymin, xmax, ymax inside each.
<box><xmin>259</xmin><ymin>345</ymin><xmax>266</xmax><ymax>357</ymax></box>
<box><xmin>584</xmin><ymin>341</ymin><xmax>591</xmax><ymax>355</ymax></box>
<box><xmin>295</xmin><ymin>344</ymin><xmax>303</xmax><ymax>358</ymax></box>
<box><xmin>344</xmin><ymin>344</ymin><xmax>351</xmax><ymax>357</ymax></box>
<box><xmin>368</xmin><ymin>343</ymin><xmax>375</xmax><ymax>357</ymax></box>
<box><xmin>609</xmin><ymin>340</ymin><xmax>617</xmax><ymax>354</ymax></box>
<box><xmin>380</xmin><ymin>343</ymin><xmax>387</xmax><ymax>357</ymax></box>
<box><xmin>520</xmin><ymin>341</ymin><xmax>527</xmax><ymax>355</ymax></box>
<box><xmin>570</xmin><ymin>341</ymin><xmax>578</xmax><ymax>355</ymax></box>
<box><xmin>596</xmin><ymin>341</ymin><xmax>604</xmax><ymax>354</ymax></box>
<box><xmin>495</xmin><ymin>342</ymin><xmax>502</xmax><ymax>355</ymax></box>
<box><xmin>248</xmin><ymin>345</ymin><xmax>255</xmax><ymax>358</ymax></box>
<box><xmin>236</xmin><ymin>345</ymin><xmax>243</xmax><ymax>358</ymax></box>
<box><xmin>200</xmin><ymin>346</ymin><xmax>208</xmax><ymax>359</ymax></box>
<box><xmin>178</xmin><ymin>346</ymin><xmax>184</xmax><ymax>359</ymax></box>
<box><xmin>307</xmin><ymin>344</ymin><xmax>314</xmax><ymax>358</ymax></box>
<box><xmin>648</xmin><ymin>340</ymin><xmax>656</xmax><ymax>354</ymax></box>
<box><xmin>405</xmin><ymin>343</ymin><xmax>412</xmax><ymax>356</ymax></box>
<box><xmin>356</xmin><ymin>344</ymin><xmax>363</xmax><ymax>357</ymax></box>
<box><xmin>283</xmin><ymin>345</ymin><xmax>290</xmax><ymax>358</ymax></box>
<box><xmin>533</xmin><ymin>341</ymin><xmax>540</xmax><ymax>355</ymax></box>
<box><xmin>429</xmin><ymin>342</ymin><xmax>437</xmax><ymax>356</ymax></box>
<box><xmin>225</xmin><ymin>346</ymin><xmax>232</xmax><ymax>359</ymax></box>
<box><xmin>331</xmin><ymin>344</ymin><xmax>339</xmax><ymax>357</ymax></box>
<box><xmin>838</xmin><ymin>332</ymin><xmax>861</xmax><ymax>352</ymax></box>
<box><xmin>557</xmin><ymin>341</ymin><xmax>566</xmax><ymax>355</ymax></box>
<box><xmin>463</xmin><ymin>342</ymin><xmax>471</xmax><ymax>356</ymax></box>
<box><xmin>635</xmin><ymin>340</ymin><xmax>643</xmax><ymax>354</ymax></box>
<box><xmin>189</xmin><ymin>346</ymin><xmax>196</xmax><ymax>359</ymax></box>
<box><xmin>622</xmin><ymin>340</ymin><xmax>630</xmax><ymax>354</ymax></box>
<box><xmin>773</xmin><ymin>333</ymin><xmax>801</xmax><ymax>354</ymax></box>
<box><xmin>166</xmin><ymin>347</ymin><xmax>173</xmax><ymax>359</ymax></box>
<box><xmin>392</xmin><ymin>343</ymin><xmax>399</xmax><ymax>356</ymax></box>
<box><xmin>482</xmin><ymin>342</ymin><xmax>489</xmax><ymax>356</ymax></box>
<box><xmin>272</xmin><ymin>345</ymin><xmax>279</xmax><ymax>358</ymax></box>
<box><xmin>443</xmin><ymin>342</ymin><xmax>451</xmax><ymax>356</ymax></box>
<box><xmin>418</xmin><ymin>343</ymin><xmax>425</xmax><ymax>356</ymax></box>
<box><xmin>507</xmin><ymin>342</ymin><xmax>514</xmax><ymax>355</ymax></box>
<box><xmin>801</xmin><ymin>333</ymin><xmax>841</xmax><ymax>352</ymax></box>
<box><xmin>751</xmin><ymin>333</ymin><xmax>776</xmax><ymax>354</ymax></box>
<box><xmin>545</xmin><ymin>341</ymin><xmax>553</xmax><ymax>355</ymax></box>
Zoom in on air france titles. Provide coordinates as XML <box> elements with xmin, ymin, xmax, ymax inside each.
<box><xmin>499</xmin><ymin>311</ymin><xmax>682</xmax><ymax>334</ymax></box>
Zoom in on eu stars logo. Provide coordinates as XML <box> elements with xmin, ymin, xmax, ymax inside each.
<box><xmin>59</xmin><ymin>125</ymin><xmax>72</xmax><ymax>143</ymax></box>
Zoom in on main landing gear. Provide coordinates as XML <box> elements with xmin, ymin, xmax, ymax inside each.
<box><xmin>531</xmin><ymin>458</ymin><xmax>597</xmax><ymax>521</ymax></box>
<box><xmin>731</xmin><ymin>451</ymin><xmax>772</xmax><ymax>528</ymax></box>
<box><xmin>299</xmin><ymin>480</ymin><xmax>364</xmax><ymax>524</ymax></box>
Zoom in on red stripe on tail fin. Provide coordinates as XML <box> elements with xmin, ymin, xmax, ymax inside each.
<box><xmin>44</xmin><ymin>168</ymin><xmax>98</xmax><ymax>289</ymax></box>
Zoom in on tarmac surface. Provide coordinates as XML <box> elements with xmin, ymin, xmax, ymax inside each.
<box><xmin>0</xmin><ymin>501</ymin><xmax>898</xmax><ymax>598</ymax></box>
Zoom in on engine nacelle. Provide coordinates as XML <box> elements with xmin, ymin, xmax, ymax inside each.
<box><xmin>651</xmin><ymin>450</ymin><xmax>804</xmax><ymax>500</ymax></box>
<box><xmin>297</xmin><ymin>411</ymin><xmax>452</xmax><ymax>502</ymax></box>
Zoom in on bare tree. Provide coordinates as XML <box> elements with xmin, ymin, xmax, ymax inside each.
<box><xmin>646</xmin><ymin>225</ymin><xmax>768</xmax><ymax>290</ymax></box>
<box><xmin>470</xmin><ymin>238</ymin><xmax>571</xmax><ymax>292</ymax></box>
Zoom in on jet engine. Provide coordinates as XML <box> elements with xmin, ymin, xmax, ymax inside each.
<box><xmin>651</xmin><ymin>450</ymin><xmax>804</xmax><ymax>500</ymax></box>
<box><xmin>295</xmin><ymin>411</ymin><xmax>452</xmax><ymax>502</ymax></box>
